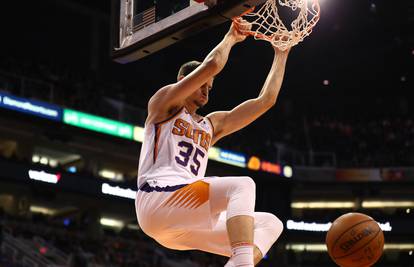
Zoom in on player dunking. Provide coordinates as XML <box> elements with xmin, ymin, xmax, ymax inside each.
<box><xmin>136</xmin><ymin>18</ymin><xmax>290</xmax><ymax>266</ymax></box>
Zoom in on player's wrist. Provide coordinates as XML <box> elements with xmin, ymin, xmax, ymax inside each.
<box><xmin>274</xmin><ymin>46</ymin><xmax>291</xmax><ymax>55</ymax></box>
<box><xmin>274</xmin><ymin>49</ymin><xmax>290</xmax><ymax>62</ymax></box>
<box><xmin>224</xmin><ymin>32</ymin><xmax>238</xmax><ymax>45</ymax></box>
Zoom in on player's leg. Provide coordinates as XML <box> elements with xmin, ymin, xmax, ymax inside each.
<box><xmin>223</xmin><ymin>211</ymin><xmax>284</xmax><ymax>266</ymax></box>
<box><xmin>137</xmin><ymin>176</ymin><xmax>282</xmax><ymax>265</ymax></box>
<box><xmin>201</xmin><ymin>176</ymin><xmax>283</xmax><ymax>266</ymax></box>
<box><xmin>164</xmin><ymin>211</ymin><xmax>283</xmax><ymax>266</ymax></box>
<box><xmin>143</xmin><ymin>177</ymin><xmax>256</xmax><ymax>244</ymax></box>
<box><xmin>236</xmin><ymin>212</ymin><xmax>284</xmax><ymax>265</ymax></box>
<box><xmin>207</xmin><ymin>176</ymin><xmax>256</xmax><ymax>266</ymax></box>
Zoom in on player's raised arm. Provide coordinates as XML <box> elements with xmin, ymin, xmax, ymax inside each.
<box><xmin>147</xmin><ymin>18</ymin><xmax>251</xmax><ymax>124</ymax></box>
<box><xmin>207</xmin><ymin>47</ymin><xmax>290</xmax><ymax>145</ymax></box>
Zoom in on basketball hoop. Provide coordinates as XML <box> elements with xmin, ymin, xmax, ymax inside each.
<box><xmin>234</xmin><ymin>0</ymin><xmax>320</xmax><ymax>50</ymax></box>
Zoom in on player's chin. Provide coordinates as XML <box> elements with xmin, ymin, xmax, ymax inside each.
<box><xmin>195</xmin><ymin>99</ymin><xmax>208</xmax><ymax>107</ymax></box>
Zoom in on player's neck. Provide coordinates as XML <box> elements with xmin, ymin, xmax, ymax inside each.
<box><xmin>184</xmin><ymin>103</ymin><xmax>198</xmax><ymax>115</ymax></box>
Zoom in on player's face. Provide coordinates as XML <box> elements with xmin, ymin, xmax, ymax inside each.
<box><xmin>191</xmin><ymin>77</ymin><xmax>214</xmax><ymax>108</ymax></box>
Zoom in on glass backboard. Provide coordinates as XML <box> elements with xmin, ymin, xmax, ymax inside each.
<box><xmin>111</xmin><ymin>0</ymin><xmax>267</xmax><ymax>63</ymax></box>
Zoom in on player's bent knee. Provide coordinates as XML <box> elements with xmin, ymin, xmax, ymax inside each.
<box><xmin>265</xmin><ymin>213</ymin><xmax>284</xmax><ymax>239</ymax></box>
<box><xmin>236</xmin><ymin>176</ymin><xmax>256</xmax><ymax>193</ymax></box>
<box><xmin>226</xmin><ymin>177</ymin><xmax>256</xmax><ymax>219</ymax></box>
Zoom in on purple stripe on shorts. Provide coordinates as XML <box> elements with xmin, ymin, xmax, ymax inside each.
<box><xmin>139</xmin><ymin>182</ymin><xmax>187</xmax><ymax>193</ymax></box>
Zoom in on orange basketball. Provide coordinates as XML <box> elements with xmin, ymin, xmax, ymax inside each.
<box><xmin>326</xmin><ymin>213</ymin><xmax>384</xmax><ymax>267</ymax></box>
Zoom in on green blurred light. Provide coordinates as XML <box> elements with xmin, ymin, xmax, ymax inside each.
<box><xmin>63</xmin><ymin>109</ymin><xmax>133</xmax><ymax>140</ymax></box>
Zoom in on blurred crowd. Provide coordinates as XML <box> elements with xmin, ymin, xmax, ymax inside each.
<box><xmin>1</xmin><ymin>208</ymin><xmax>411</xmax><ymax>267</ymax></box>
<box><xmin>217</xmin><ymin>116</ymin><xmax>414</xmax><ymax>167</ymax></box>
<box><xmin>0</xmin><ymin>211</ymin><xmax>228</xmax><ymax>267</ymax></box>
<box><xmin>0</xmin><ymin>57</ymin><xmax>146</xmax><ymax>125</ymax></box>
<box><xmin>1</xmin><ymin>57</ymin><xmax>413</xmax><ymax>168</ymax></box>
<box><xmin>308</xmin><ymin>117</ymin><xmax>414</xmax><ymax>167</ymax></box>
<box><xmin>0</xmin><ymin>56</ymin><xmax>103</xmax><ymax>114</ymax></box>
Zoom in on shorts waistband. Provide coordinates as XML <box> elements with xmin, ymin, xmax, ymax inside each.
<box><xmin>138</xmin><ymin>182</ymin><xmax>188</xmax><ymax>193</ymax></box>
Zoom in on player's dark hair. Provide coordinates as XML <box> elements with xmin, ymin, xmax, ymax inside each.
<box><xmin>177</xmin><ymin>60</ymin><xmax>202</xmax><ymax>79</ymax></box>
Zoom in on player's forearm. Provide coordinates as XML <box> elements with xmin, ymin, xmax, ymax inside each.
<box><xmin>258</xmin><ymin>51</ymin><xmax>289</xmax><ymax>106</ymax></box>
<box><xmin>203</xmin><ymin>33</ymin><xmax>238</xmax><ymax>75</ymax></box>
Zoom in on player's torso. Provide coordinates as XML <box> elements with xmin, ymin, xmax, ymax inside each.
<box><xmin>138</xmin><ymin>107</ymin><xmax>213</xmax><ymax>187</ymax></box>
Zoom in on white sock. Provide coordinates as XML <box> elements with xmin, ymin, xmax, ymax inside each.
<box><xmin>226</xmin><ymin>243</ymin><xmax>254</xmax><ymax>267</ymax></box>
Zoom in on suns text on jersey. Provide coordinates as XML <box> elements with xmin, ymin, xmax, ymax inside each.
<box><xmin>172</xmin><ymin>118</ymin><xmax>211</xmax><ymax>151</ymax></box>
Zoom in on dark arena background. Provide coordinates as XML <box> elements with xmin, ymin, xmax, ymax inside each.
<box><xmin>0</xmin><ymin>0</ymin><xmax>413</xmax><ymax>266</ymax></box>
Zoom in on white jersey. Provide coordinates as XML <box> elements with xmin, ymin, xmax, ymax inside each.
<box><xmin>138</xmin><ymin>107</ymin><xmax>214</xmax><ymax>188</ymax></box>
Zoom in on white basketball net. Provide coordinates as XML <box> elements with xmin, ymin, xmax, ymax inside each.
<box><xmin>235</xmin><ymin>0</ymin><xmax>320</xmax><ymax>50</ymax></box>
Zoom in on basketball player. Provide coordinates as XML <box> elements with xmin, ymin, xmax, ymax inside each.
<box><xmin>136</xmin><ymin>18</ymin><xmax>290</xmax><ymax>267</ymax></box>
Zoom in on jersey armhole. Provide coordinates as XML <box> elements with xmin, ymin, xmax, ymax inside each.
<box><xmin>206</xmin><ymin>116</ymin><xmax>215</xmax><ymax>137</ymax></box>
<box><xmin>155</xmin><ymin>107</ymin><xmax>184</xmax><ymax>126</ymax></box>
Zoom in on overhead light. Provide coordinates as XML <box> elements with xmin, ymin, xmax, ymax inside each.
<box><xmin>362</xmin><ymin>201</ymin><xmax>414</xmax><ymax>208</ymax></box>
<box><xmin>291</xmin><ymin>201</ymin><xmax>355</xmax><ymax>209</ymax></box>
<box><xmin>100</xmin><ymin>217</ymin><xmax>124</xmax><ymax>228</ymax></box>
<box><xmin>99</xmin><ymin>169</ymin><xmax>124</xmax><ymax>181</ymax></box>
<box><xmin>285</xmin><ymin>244</ymin><xmax>327</xmax><ymax>252</ymax></box>
<box><xmin>32</xmin><ymin>155</ymin><xmax>40</xmax><ymax>163</ymax></box>
<box><xmin>40</xmin><ymin>157</ymin><xmax>48</xmax><ymax>165</ymax></box>
<box><xmin>30</xmin><ymin>205</ymin><xmax>56</xmax><ymax>215</ymax></box>
<box><xmin>286</xmin><ymin>220</ymin><xmax>391</xmax><ymax>232</ymax></box>
<box><xmin>384</xmin><ymin>244</ymin><xmax>414</xmax><ymax>250</ymax></box>
<box><xmin>49</xmin><ymin>159</ymin><xmax>58</xmax><ymax>167</ymax></box>
<box><xmin>283</xmin><ymin>166</ymin><xmax>293</xmax><ymax>178</ymax></box>
<box><xmin>99</xmin><ymin>169</ymin><xmax>116</xmax><ymax>179</ymax></box>
<box><xmin>285</xmin><ymin>243</ymin><xmax>414</xmax><ymax>252</ymax></box>
<box><xmin>292</xmin><ymin>200</ymin><xmax>414</xmax><ymax>209</ymax></box>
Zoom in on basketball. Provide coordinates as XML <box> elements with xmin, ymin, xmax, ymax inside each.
<box><xmin>326</xmin><ymin>213</ymin><xmax>384</xmax><ymax>267</ymax></box>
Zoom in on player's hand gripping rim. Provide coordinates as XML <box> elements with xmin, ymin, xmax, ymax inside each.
<box><xmin>229</xmin><ymin>17</ymin><xmax>252</xmax><ymax>43</ymax></box>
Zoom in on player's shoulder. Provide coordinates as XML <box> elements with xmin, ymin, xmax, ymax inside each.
<box><xmin>148</xmin><ymin>84</ymin><xmax>175</xmax><ymax>108</ymax></box>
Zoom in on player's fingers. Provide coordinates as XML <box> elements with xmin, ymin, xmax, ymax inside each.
<box><xmin>233</xmin><ymin>18</ymin><xmax>251</xmax><ymax>35</ymax></box>
<box><xmin>232</xmin><ymin>18</ymin><xmax>243</xmax><ymax>33</ymax></box>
